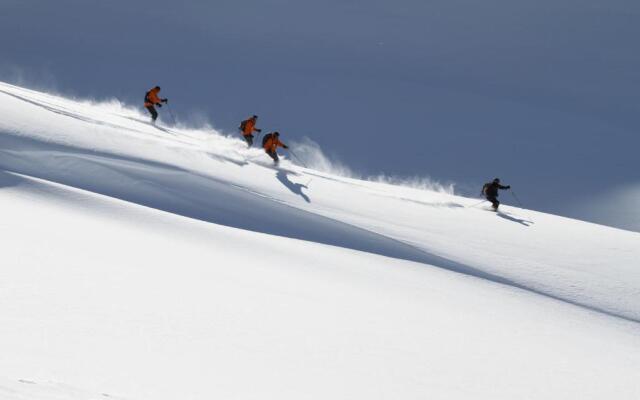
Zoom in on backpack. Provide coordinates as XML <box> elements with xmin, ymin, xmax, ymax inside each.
<box><xmin>262</xmin><ymin>133</ymin><xmax>272</xmax><ymax>147</ymax></box>
<box><xmin>144</xmin><ymin>91</ymin><xmax>150</xmax><ymax>104</ymax></box>
<box><xmin>239</xmin><ymin>119</ymin><xmax>247</xmax><ymax>132</ymax></box>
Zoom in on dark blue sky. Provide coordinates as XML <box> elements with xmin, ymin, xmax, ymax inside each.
<box><xmin>1</xmin><ymin>0</ymin><xmax>638</xmax><ymax>230</ymax></box>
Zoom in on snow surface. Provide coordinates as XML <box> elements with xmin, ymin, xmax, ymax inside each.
<box><xmin>1</xmin><ymin>81</ymin><xmax>639</xmax><ymax>399</ymax></box>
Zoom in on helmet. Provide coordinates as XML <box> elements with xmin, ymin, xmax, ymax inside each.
<box><xmin>274</xmin><ymin>131</ymin><xmax>280</xmax><ymax>136</ymax></box>
<box><xmin>154</xmin><ymin>86</ymin><xmax>161</xmax><ymax>91</ymax></box>
<box><xmin>252</xmin><ymin>115</ymin><xmax>258</xmax><ymax>119</ymax></box>
<box><xmin>493</xmin><ymin>178</ymin><xmax>500</xmax><ymax>183</ymax></box>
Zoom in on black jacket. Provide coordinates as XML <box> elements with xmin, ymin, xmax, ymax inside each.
<box><xmin>483</xmin><ymin>182</ymin><xmax>510</xmax><ymax>198</ymax></box>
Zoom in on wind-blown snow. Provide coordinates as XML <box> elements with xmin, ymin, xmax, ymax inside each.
<box><xmin>1</xmin><ymin>81</ymin><xmax>639</xmax><ymax>399</ymax></box>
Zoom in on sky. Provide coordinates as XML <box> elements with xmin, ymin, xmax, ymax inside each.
<box><xmin>1</xmin><ymin>0</ymin><xmax>638</xmax><ymax>231</ymax></box>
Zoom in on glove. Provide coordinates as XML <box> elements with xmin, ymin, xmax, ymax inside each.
<box><xmin>506</xmin><ymin>185</ymin><xmax>511</xmax><ymax>189</ymax></box>
<box><xmin>157</xmin><ymin>103</ymin><xmax>162</xmax><ymax>108</ymax></box>
<box><xmin>283</xmin><ymin>145</ymin><xmax>289</xmax><ymax>149</ymax></box>
<box><xmin>256</xmin><ymin>129</ymin><xmax>262</xmax><ymax>133</ymax></box>
<box><xmin>162</xmin><ymin>98</ymin><xmax>168</xmax><ymax>103</ymax></box>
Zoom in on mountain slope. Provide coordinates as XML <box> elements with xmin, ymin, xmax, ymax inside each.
<box><xmin>1</xmin><ymin>81</ymin><xmax>638</xmax><ymax>321</ymax></box>
<box><xmin>1</xmin><ymin>82</ymin><xmax>639</xmax><ymax>399</ymax></box>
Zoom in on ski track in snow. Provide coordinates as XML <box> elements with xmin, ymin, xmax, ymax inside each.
<box><xmin>0</xmin><ymin>377</ymin><xmax>128</xmax><ymax>400</ymax></box>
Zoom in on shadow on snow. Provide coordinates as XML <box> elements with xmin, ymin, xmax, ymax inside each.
<box><xmin>276</xmin><ymin>170</ymin><xmax>310</xmax><ymax>203</ymax></box>
<box><xmin>0</xmin><ymin>132</ymin><xmax>635</xmax><ymax>325</ymax></box>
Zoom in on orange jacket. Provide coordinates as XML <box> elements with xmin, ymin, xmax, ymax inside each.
<box><xmin>241</xmin><ymin>118</ymin><xmax>258</xmax><ymax>136</ymax></box>
<box><xmin>263</xmin><ymin>135</ymin><xmax>286</xmax><ymax>153</ymax></box>
<box><xmin>144</xmin><ymin>88</ymin><xmax>162</xmax><ymax>107</ymax></box>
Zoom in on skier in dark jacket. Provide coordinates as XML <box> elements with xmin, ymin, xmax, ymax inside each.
<box><xmin>482</xmin><ymin>178</ymin><xmax>511</xmax><ymax>211</ymax></box>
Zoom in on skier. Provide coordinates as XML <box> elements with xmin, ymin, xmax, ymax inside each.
<box><xmin>482</xmin><ymin>178</ymin><xmax>511</xmax><ymax>211</ymax></box>
<box><xmin>262</xmin><ymin>131</ymin><xmax>288</xmax><ymax>164</ymax></box>
<box><xmin>239</xmin><ymin>115</ymin><xmax>261</xmax><ymax>147</ymax></box>
<box><xmin>144</xmin><ymin>86</ymin><xmax>168</xmax><ymax>123</ymax></box>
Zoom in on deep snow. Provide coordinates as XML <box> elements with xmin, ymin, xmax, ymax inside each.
<box><xmin>1</xmin><ymin>82</ymin><xmax>639</xmax><ymax>399</ymax></box>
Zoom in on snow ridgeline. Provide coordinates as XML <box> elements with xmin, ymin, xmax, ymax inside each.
<box><xmin>1</xmin><ymin>81</ymin><xmax>639</xmax><ymax>400</ymax></box>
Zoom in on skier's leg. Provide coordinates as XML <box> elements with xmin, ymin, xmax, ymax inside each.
<box><xmin>146</xmin><ymin>106</ymin><xmax>158</xmax><ymax>122</ymax></box>
<box><xmin>244</xmin><ymin>134</ymin><xmax>254</xmax><ymax>147</ymax></box>
<box><xmin>487</xmin><ymin>196</ymin><xmax>499</xmax><ymax>210</ymax></box>
<box><xmin>267</xmin><ymin>150</ymin><xmax>279</xmax><ymax>164</ymax></box>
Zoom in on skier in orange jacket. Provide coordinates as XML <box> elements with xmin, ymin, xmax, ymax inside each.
<box><xmin>144</xmin><ymin>86</ymin><xmax>168</xmax><ymax>123</ymax></box>
<box><xmin>239</xmin><ymin>115</ymin><xmax>261</xmax><ymax>147</ymax></box>
<box><xmin>262</xmin><ymin>131</ymin><xmax>288</xmax><ymax>164</ymax></box>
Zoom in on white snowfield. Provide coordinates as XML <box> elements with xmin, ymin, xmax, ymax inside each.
<box><xmin>0</xmin><ymin>81</ymin><xmax>639</xmax><ymax>399</ymax></box>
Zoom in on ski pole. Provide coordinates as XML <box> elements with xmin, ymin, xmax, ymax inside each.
<box><xmin>287</xmin><ymin>147</ymin><xmax>313</xmax><ymax>185</ymax></box>
<box><xmin>510</xmin><ymin>189</ymin><xmax>534</xmax><ymax>222</ymax></box>
<box><xmin>468</xmin><ymin>199</ymin><xmax>487</xmax><ymax>209</ymax></box>
<box><xmin>288</xmin><ymin>148</ymin><xmax>308</xmax><ymax>168</ymax></box>
<box><xmin>293</xmin><ymin>152</ymin><xmax>313</xmax><ymax>186</ymax></box>
<box><xmin>510</xmin><ymin>189</ymin><xmax>526</xmax><ymax>209</ymax></box>
<box><xmin>166</xmin><ymin>104</ymin><xmax>177</xmax><ymax>125</ymax></box>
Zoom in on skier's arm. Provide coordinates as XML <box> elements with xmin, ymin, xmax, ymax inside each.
<box><xmin>499</xmin><ymin>184</ymin><xmax>510</xmax><ymax>190</ymax></box>
<box><xmin>148</xmin><ymin>92</ymin><xmax>162</xmax><ymax>105</ymax></box>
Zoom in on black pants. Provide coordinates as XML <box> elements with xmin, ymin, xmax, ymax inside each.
<box><xmin>243</xmin><ymin>134</ymin><xmax>254</xmax><ymax>147</ymax></box>
<box><xmin>145</xmin><ymin>105</ymin><xmax>158</xmax><ymax>121</ymax></box>
<box><xmin>487</xmin><ymin>196</ymin><xmax>500</xmax><ymax>210</ymax></box>
<box><xmin>266</xmin><ymin>150</ymin><xmax>279</xmax><ymax>163</ymax></box>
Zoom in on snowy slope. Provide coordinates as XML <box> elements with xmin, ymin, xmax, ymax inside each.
<box><xmin>0</xmin><ymin>376</ymin><xmax>129</xmax><ymax>400</ymax></box>
<box><xmin>1</xmin><ymin>82</ymin><xmax>639</xmax><ymax>399</ymax></box>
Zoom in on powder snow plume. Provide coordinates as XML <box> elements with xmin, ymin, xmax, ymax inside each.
<box><xmin>291</xmin><ymin>137</ymin><xmax>454</xmax><ymax>194</ymax></box>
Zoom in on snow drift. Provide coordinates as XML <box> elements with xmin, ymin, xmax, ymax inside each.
<box><xmin>1</xmin><ymin>81</ymin><xmax>639</xmax><ymax>400</ymax></box>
